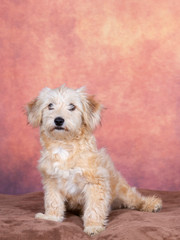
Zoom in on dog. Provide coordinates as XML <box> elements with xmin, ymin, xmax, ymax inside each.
<box><xmin>26</xmin><ymin>85</ymin><xmax>162</xmax><ymax>236</ymax></box>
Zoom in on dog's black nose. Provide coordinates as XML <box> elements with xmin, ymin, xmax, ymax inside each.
<box><xmin>54</xmin><ymin>117</ymin><xmax>64</xmax><ymax>126</ymax></box>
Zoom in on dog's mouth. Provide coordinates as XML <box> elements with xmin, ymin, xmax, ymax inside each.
<box><xmin>51</xmin><ymin>126</ymin><xmax>68</xmax><ymax>131</ymax></box>
<box><xmin>54</xmin><ymin>127</ymin><xmax>64</xmax><ymax>130</ymax></box>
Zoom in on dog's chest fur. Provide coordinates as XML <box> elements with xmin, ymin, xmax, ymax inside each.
<box><xmin>57</xmin><ymin>171</ymin><xmax>84</xmax><ymax>196</ymax></box>
<box><xmin>55</xmin><ymin>147</ymin><xmax>85</xmax><ymax>195</ymax></box>
<box><xmin>40</xmin><ymin>145</ymin><xmax>86</xmax><ymax>196</ymax></box>
<box><xmin>50</xmin><ymin>144</ymin><xmax>75</xmax><ymax>169</ymax></box>
<box><xmin>52</xmin><ymin>146</ymin><xmax>69</xmax><ymax>162</ymax></box>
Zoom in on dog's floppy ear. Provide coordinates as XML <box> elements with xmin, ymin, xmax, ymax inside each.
<box><xmin>26</xmin><ymin>97</ymin><xmax>42</xmax><ymax>127</ymax></box>
<box><xmin>77</xmin><ymin>87</ymin><xmax>103</xmax><ymax>131</ymax></box>
<box><xmin>26</xmin><ymin>87</ymin><xmax>50</xmax><ymax>127</ymax></box>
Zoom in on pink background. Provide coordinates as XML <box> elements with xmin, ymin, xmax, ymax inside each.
<box><xmin>0</xmin><ymin>0</ymin><xmax>180</xmax><ymax>194</ymax></box>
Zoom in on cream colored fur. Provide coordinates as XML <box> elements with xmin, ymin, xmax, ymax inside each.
<box><xmin>26</xmin><ymin>85</ymin><xmax>162</xmax><ymax>236</ymax></box>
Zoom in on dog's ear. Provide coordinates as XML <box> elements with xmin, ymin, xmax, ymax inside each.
<box><xmin>77</xmin><ymin>87</ymin><xmax>103</xmax><ymax>131</ymax></box>
<box><xmin>26</xmin><ymin>87</ymin><xmax>50</xmax><ymax>127</ymax></box>
<box><xmin>26</xmin><ymin>97</ymin><xmax>42</xmax><ymax>127</ymax></box>
<box><xmin>85</xmin><ymin>95</ymin><xmax>103</xmax><ymax>130</ymax></box>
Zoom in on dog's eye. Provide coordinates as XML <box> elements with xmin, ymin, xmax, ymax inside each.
<box><xmin>48</xmin><ymin>103</ymin><xmax>54</xmax><ymax>110</ymax></box>
<box><xmin>69</xmin><ymin>103</ymin><xmax>76</xmax><ymax>111</ymax></box>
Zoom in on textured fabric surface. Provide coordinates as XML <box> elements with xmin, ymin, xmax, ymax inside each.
<box><xmin>0</xmin><ymin>189</ymin><xmax>179</xmax><ymax>240</ymax></box>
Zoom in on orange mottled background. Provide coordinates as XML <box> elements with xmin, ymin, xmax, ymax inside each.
<box><xmin>0</xmin><ymin>0</ymin><xmax>180</xmax><ymax>194</ymax></box>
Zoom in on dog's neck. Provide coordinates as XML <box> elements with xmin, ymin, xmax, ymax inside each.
<box><xmin>40</xmin><ymin>127</ymin><xmax>97</xmax><ymax>153</ymax></box>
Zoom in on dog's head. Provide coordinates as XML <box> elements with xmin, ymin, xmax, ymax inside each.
<box><xmin>26</xmin><ymin>85</ymin><xmax>103</xmax><ymax>139</ymax></box>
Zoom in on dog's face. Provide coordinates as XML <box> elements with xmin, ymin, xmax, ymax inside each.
<box><xmin>26</xmin><ymin>85</ymin><xmax>102</xmax><ymax>139</ymax></box>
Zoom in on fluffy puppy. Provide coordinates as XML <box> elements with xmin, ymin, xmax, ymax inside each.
<box><xmin>26</xmin><ymin>85</ymin><xmax>162</xmax><ymax>236</ymax></box>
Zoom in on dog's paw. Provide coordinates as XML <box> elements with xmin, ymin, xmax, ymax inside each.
<box><xmin>141</xmin><ymin>196</ymin><xmax>162</xmax><ymax>212</ymax></box>
<box><xmin>35</xmin><ymin>212</ymin><xmax>63</xmax><ymax>222</ymax></box>
<box><xmin>84</xmin><ymin>226</ymin><xmax>105</xmax><ymax>236</ymax></box>
<box><xmin>152</xmin><ymin>198</ymin><xmax>162</xmax><ymax>212</ymax></box>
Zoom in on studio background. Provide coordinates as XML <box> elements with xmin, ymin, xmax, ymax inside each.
<box><xmin>0</xmin><ymin>0</ymin><xmax>180</xmax><ymax>194</ymax></box>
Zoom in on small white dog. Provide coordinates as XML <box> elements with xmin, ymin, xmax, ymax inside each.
<box><xmin>26</xmin><ymin>85</ymin><xmax>162</xmax><ymax>236</ymax></box>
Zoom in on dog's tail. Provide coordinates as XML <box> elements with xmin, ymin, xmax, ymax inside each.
<box><xmin>114</xmin><ymin>177</ymin><xmax>162</xmax><ymax>212</ymax></box>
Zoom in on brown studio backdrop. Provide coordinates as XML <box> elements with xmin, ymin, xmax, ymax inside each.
<box><xmin>0</xmin><ymin>0</ymin><xmax>180</xmax><ymax>194</ymax></box>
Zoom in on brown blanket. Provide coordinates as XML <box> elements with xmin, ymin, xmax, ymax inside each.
<box><xmin>0</xmin><ymin>190</ymin><xmax>179</xmax><ymax>240</ymax></box>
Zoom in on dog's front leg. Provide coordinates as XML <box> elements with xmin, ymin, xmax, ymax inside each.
<box><xmin>35</xmin><ymin>178</ymin><xmax>65</xmax><ymax>222</ymax></box>
<box><xmin>83</xmin><ymin>181</ymin><xmax>110</xmax><ymax>236</ymax></box>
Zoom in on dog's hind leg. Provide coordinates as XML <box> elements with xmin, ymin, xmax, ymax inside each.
<box><xmin>115</xmin><ymin>177</ymin><xmax>162</xmax><ymax>212</ymax></box>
